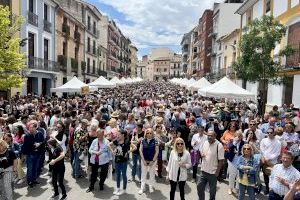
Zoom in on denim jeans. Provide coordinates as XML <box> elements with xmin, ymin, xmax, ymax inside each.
<box><xmin>26</xmin><ymin>153</ymin><xmax>41</xmax><ymax>184</ymax></box>
<box><xmin>238</xmin><ymin>183</ymin><xmax>255</xmax><ymax>200</ymax></box>
<box><xmin>72</xmin><ymin>151</ymin><xmax>82</xmax><ymax>177</ymax></box>
<box><xmin>197</xmin><ymin>171</ymin><xmax>217</xmax><ymax>200</ymax></box>
<box><xmin>115</xmin><ymin>161</ymin><xmax>128</xmax><ymax>189</ymax></box>
<box><xmin>132</xmin><ymin>153</ymin><xmax>141</xmax><ymax>179</ymax></box>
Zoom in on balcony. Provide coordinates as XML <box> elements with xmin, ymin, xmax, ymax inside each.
<box><xmin>43</xmin><ymin>20</ymin><xmax>51</xmax><ymax>33</ymax></box>
<box><xmin>62</xmin><ymin>23</ymin><xmax>70</xmax><ymax>37</ymax></box>
<box><xmin>71</xmin><ymin>58</ymin><xmax>78</xmax><ymax>73</ymax></box>
<box><xmin>57</xmin><ymin>55</ymin><xmax>67</xmax><ymax>72</ymax></box>
<box><xmin>98</xmin><ymin>69</ymin><xmax>107</xmax><ymax>77</ymax></box>
<box><xmin>74</xmin><ymin>31</ymin><xmax>81</xmax><ymax>43</ymax></box>
<box><xmin>208</xmin><ymin>27</ymin><xmax>217</xmax><ymax>38</ymax></box>
<box><xmin>28</xmin><ymin>56</ymin><xmax>60</xmax><ymax>72</ymax></box>
<box><xmin>28</xmin><ymin>11</ymin><xmax>38</xmax><ymax>27</ymax></box>
<box><xmin>286</xmin><ymin>45</ymin><xmax>300</xmax><ymax>69</ymax></box>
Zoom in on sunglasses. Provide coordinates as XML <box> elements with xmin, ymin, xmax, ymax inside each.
<box><xmin>244</xmin><ymin>148</ymin><xmax>251</xmax><ymax>150</ymax></box>
<box><xmin>249</xmin><ymin>123</ymin><xmax>255</xmax><ymax>125</ymax></box>
<box><xmin>267</xmin><ymin>131</ymin><xmax>274</xmax><ymax>134</ymax></box>
<box><xmin>146</xmin><ymin>133</ymin><xmax>152</xmax><ymax>135</ymax></box>
<box><xmin>176</xmin><ymin>143</ymin><xmax>184</xmax><ymax>146</ymax></box>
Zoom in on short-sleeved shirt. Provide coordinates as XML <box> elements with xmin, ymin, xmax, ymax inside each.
<box><xmin>113</xmin><ymin>140</ymin><xmax>130</xmax><ymax>163</ymax></box>
<box><xmin>0</xmin><ymin>149</ymin><xmax>16</xmax><ymax>169</ymax></box>
<box><xmin>50</xmin><ymin>145</ymin><xmax>64</xmax><ymax>168</ymax></box>
<box><xmin>132</xmin><ymin>132</ymin><xmax>144</xmax><ymax>155</ymax></box>
<box><xmin>200</xmin><ymin>140</ymin><xmax>224</xmax><ymax>174</ymax></box>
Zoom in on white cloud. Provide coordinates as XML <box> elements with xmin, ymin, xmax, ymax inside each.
<box><xmin>98</xmin><ymin>0</ymin><xmax>222</xmax><ymax>54</ymax></box>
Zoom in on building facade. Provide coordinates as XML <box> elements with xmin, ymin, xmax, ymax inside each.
<box><xmin>55</xmin><ymin>6</ymin><xmax>85</xmax><ymax>88</ymax></box>
<box><xmin>107</xmin><ymin>20</ymin><xmax>121</xmax><ymax>78</ymax></box>
<box><xmin>170</xmin><ymin>54</ymin><xmax>183</xmax><ymax>78</ymax></box>
<box><xmin>180</xmin><ymin>31</ymin><xmax>192</xmax><ymax>75</ymax></box>
<box><xmin>21</xmin><ymin>0</ymin><xmax>59</xmax><ymax>96</ymax></box>
<box><xmin>137</xmin><ymin>55</ymin><xmax>148</xmax><ymax>79</ymax></box>
<box><xmin>129</xmin><ymin>44</ymin><xmax>138</xmax><ymax>77</ymax></box>
<box><xmin>236</xmin><ymin>0</ymin><xmax>300</xmax><ymax>107</ymax></box>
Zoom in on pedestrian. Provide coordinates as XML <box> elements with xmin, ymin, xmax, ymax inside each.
<box><xmin>197</xmin><ymin>130</ymin><xmax>224</xmax><ymax>200</ymax></box>
<box><xmin>139</xmin><ymin>128</ymin><xmax>159</xmax><ymax>194</ymax></box>
<box><xmin>48</xmin><ymin>138</ymin><xmax>67</xmax><ymax>200</ymax></box>
<box><xmin>236</xmin><ymin>144</ymin><xmax>260</xmax><ymax>200</ymax></box>
<box><xmin>166</xmin><ymin>138</ymin><xmax>191</xmax><ymax>200</ymax></box>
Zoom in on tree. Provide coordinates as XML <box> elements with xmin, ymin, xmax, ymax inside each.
<box><xmin>233</xmin><ymin>15</ymin><xmax>293</xmax><ymax>114</ymax></box>
<box><xmin>0</xmin><ymin>6</ymin><xmax>25</xmax><ymax>92</ymax></box>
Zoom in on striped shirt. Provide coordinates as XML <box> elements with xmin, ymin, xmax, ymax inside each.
<box><xmin>269</xmin><ymin>164</ymin><xmax>300</xmax><ymax>196</ymax></box>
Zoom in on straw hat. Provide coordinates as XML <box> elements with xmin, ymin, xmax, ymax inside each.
<box><xmin>145</xmin><ymin>112</ymin><xmax>153</xmax><ymax>118</ymax></box>
<box><xmin>111</xmin><ymin>111</ymin><xmax>119</xmax><ymax>118</ymax></box>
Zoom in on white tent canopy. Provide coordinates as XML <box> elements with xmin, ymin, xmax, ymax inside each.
<box><xmin>198</xmin><ymin>77</ymin><xmax>255</xmax><ymax>100</ymax></box>
<box><xmin>110</xmin><ymin>76</ymin><xmax>123</xmax><ymax>85</ymax></box>
<box><xmin>51</xmin><ymin>76</ymin><xmax>96</xmax><ymax>93</ymax></box>
<box><xmin>89</xmin><ymin>76</ymin><xmax>116</xmax><ymax>88</ymax></box>
<box><xmin>188</xmin><ymin>77</ymin><xmax>211</xmax><ymax>90</ymax></box>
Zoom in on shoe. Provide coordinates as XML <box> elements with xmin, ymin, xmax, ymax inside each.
<box><xmin>60</xmin><ymin>194</ymin><xmax>67</xmax><ymax>200</ymax></box>
<box><xmin>99</xmin><ymin>185</ymin><xmax>104</xmax><ymax>190</ymax></box>
<box><xmin>113</xmin><ymin>188</ymin><xmax>120</xmax><ymax>195</ymax></box>
<box><xmin>149</xmin><ymin>186</ymin><xmax>154</xmax><ymax>193</ymax></box>
<box><xmin>33</xmin><ymin>181</ymin><xmax>40</xmax><ymax>185</ymax></box>
<box><xmin>138</xmin><ymin>188</ymin><xmax>145</xmax><ymax>195</ymax></box>
<box><xmin>119</xmin><ymin>190</ymin><xmax>126</xmax><ymax>195</ymax></box>
<box><xmin>228</xmin><ymin>189</ymin><xmax>233</xmax><ymax>195</ymax></box>
<box><xmin>86</xmin><ymin>188</ymin><xmax>94</xmax><ymax>193</ymax></box>
<box><xmin>158</xmin><ymin>174</ymin><xmax>163</xmax><ymax>178</ymax></box>
<box><xmin>50</xmin><ymin>193</ymin><xmax>59</xmax><ymax>198</ymax></box>
<box><xmin>264</xmin><ymin>190</ymin><xmax>269</xmax><ymax>195</ymax></box>
<box><xmin>28</xmin><ymin>183</ymin><xmax>34</xmax><ymax>188</ymax></box>
<box><xmin>17</xmin><ymin>178</ymin><xmax>25</xmax><ymax>185</ymax></box>
<box><xmin>47</xmin><ymin>179</ymin><xmax>52</xmax><ymax>184</ymax></box>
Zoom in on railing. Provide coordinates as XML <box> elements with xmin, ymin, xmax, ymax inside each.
<box><xmin>74</xmin><ymin>31</ymin><xmax>81</xmax><ymax>43</ymax></box>
<box><xmin>43</xmin><ymin>20</ymin><xmax>51</xmax><ymax>33</ymax></box>
<box><xmin>62</xmin><ymin>23</ymin><xmax>70</xmax><ymax>36</ymax></box>
<box><xmin>28</xmin><ymin>56</ymin><xmax>60</xmax><ymax>72</ymax></box>
<box><xmin>286</xmin><ymin>44</ymin><xmax>300</xmax><ymax>68</ymax></box>
<box><xmin>57</xmin><ymin>55</ymin><xmax>67</xmax><ymax>72</ymax></box>
<box><xmin>28</xmin><ymin>11</ymin><xmax>38</xmax><ymax>27</ymax></box>
<box><xmin>98</xmin><ymin>69</ymin><xmax>107</xmax><ymax>77</ymax></box>
<box><xmin>71</xmin><ymin>58</ymin><xmax>78</xmax><ymax>73</ymax></box>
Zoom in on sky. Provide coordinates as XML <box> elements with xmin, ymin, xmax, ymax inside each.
<box><xmin>87</xmin><ymin>0</ymin><xmax>222</xmax><ymax>59</ymax></box>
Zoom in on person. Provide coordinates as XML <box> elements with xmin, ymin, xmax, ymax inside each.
<box><xmin>236</xmin><ymin>144</ymin><xmax>260</xmax><ymax>200</ymax></box>
<box><xmin>226</xmin><ymin>130</ymin><xmax>245</xmax><ymax>195</ymax></box>
<box><xmin>284</xmin><ymin>179</ymin><xmax>300</xmax><ymax>200</ymax></box>
<box><xmin>154</xmin><ymin>124</ymin><xmax>168</xmax><ymax>178</ymax></box>
<box><xmin>166</xmin><ymin>138</ymin><xmax>192</xmax><ymax>200</ymax></box>
<box><xmin>282</xmin><ymin>122</ymin><xmax>298</xmax><ymax>150</ymax></box>
<box><xmin>48</xmin><ymin>138</ymin><xmax>67</xmax><ymax>200</ymax></box>
<box><xmin>86</xmin><ymin>128</ymin><xmax>112</xmax><ymax>192</ymax></box>
<box><xmin>197</xmin><ymin>130</ymin><xmax>224</xmax><ymax>200</ymax></box>
<box><xmin>190</xmin><ymin>126</ymin><xmax>207</xmax><ymax>182</ymax></box>
<box><xmin>109</xmin><ymin>130</ymin><xmax>136</xmax><ymax>195</ymax></box>
<box><xmin>260</xmin><ymin>127</ymin><xmax>281</xmax><ymax>195</ymax></box>
<box><xmin>130</xmin><ymin>122</ymin><xmax>144</xmax><ymax>182</ymax></box>
<box><xmin>0</xmin><ymin>139</ymin><xmax>17</xmax><ymax>200</ymax></box>
<box><xmin>139</xmin><ymin>128</ymin><xmax>159</xmax><ymax>194</ymax></box>
<box><xmin>269</xmin><ymin>151</ymin><xmax>300</xmax><ymax>199</ymax></box>
<box><xmin>243</xmin><ymin>120</ymin><xmax>265</xmax><ymax>142</ymax></box>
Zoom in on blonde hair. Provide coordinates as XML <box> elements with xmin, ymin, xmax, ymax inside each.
<box><xmin>173</xmin><ymin>138</ymin><xmax>186</xmax><ymax>152</ymax></box>
<box><xmin>241</xmin><ymin>144</ymin><xmax>253</xmax><ymax>156</ymax></box>
<box><xmin>91</xmin><ymin>124</ymin><xmax>98</xmax><ymax>131</ymax></box>
<box><xmin>235</xmin><ymin>130</ymin><xmax>243</xmax><ymax>138</ymax></box>
<box><xmin>0</xmin><ymin>139</ymin><xmax>9</xmax><ymax>149</ymax></box>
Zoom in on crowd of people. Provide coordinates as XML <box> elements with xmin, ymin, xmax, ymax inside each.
<box><xmin>0</xmin><ymin>81</ymin><xmax>300</xmax><ymax>200</ymax></box>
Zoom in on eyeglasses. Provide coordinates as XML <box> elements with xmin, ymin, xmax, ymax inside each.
<box><xmin>244</xmin><ymin>148</ymin><xmax>251</xmax><ymax>150</ymax></box>
<box><xmin>267</xmin><ymin>131</ymin><xmax>274</xmax><ymax>134</ymax></box>
<box><xmin>249</xmin><ymin>124</ymin><xmax>255</xmax><ymax>126</ymax></box>
<box><xmin>176</xmin><ymin>143</ymin><xmax>184</xmax><ymax>146</ymax></box>
<box><xmin>146</xmin><ymin>133</ymin><xmax>151</xmax><ymax>135</ymax></box>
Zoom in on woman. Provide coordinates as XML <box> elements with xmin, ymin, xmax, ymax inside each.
<box><xmin>226</xmin><ymin>131</ymin><xmax>245</xmax><ymax>195</ymax></box>
<box><xmin>51</xmin><ymin>121</ymin><xmax>67</xmax><ymax>153</ymax></box>
<box><xmin>188</xmin><ymin>116</ymin><xmax>197</xmax><ymax>150</ymax></box>
<box><xmin>86</xmin><ymin>128</ymin><xmax>112</xmax><ymax>192</ymax></box>
<box><xmin>166</xmin><ymin>138</ymin><xmax>191</xmax><ymax>200</ymax></box>
<box><xmin>245</xmin><ymin>129</ymin><xmax>260</xmax><ymax>154</ymax></box>
<box><xmin>125</xmin><ymin>113</ymin><xmax>137</xmax><ymax>134</ymax></box>
<box><xmin>282</xmin><ymin>122</ymin><xmax>298</xmax><ymax>150</ymax></box>
<box><xmin>236</xmin><ymin>144</ymin><xmax>260</xmax><ymax>200</ymax></box>
<box><xmin>109</xmin><ymin>130</ymin><xmax>136</xmax><ymax>195</ymax></box>
<box><xmin>165</xmin><ymin>129</ymin><xmax>178</xmax><ymax>161</ymax></box>
<box><xmin>139</xmin><ymin>128</ymin><xmax>159</xmax><ymax>194</ymax></box>
<box><xmin>48</xmin><ymin>138</ymin><xmax>67</xmax><ymax>200</ymax></box>
<box><xmin>0</xmin><ymin>139</ymin><xmax>17</xmax><ymax>200</ymax></box>
<box><xmin>155</xmin><ymin>124</ymin><xmax>168</xmax><ymax>178</ymax></box>
<box><xmin>87</xmin><ymin>125</ymin><xmax>98</xmax><ymax>174</ymax></box>
<box><xmin>130</xmin><ymin>122</ymin><xmax>144</xmax><ymax>181</ymax></box>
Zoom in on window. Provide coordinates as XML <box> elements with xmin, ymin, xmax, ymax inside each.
<box><xmin>75</xmin><ymin>47</ymin><xmax>78</xmax><ymax>59</ymax></box>
<box><xmin>93</xmin><ymin>21</ymin><xmax>96</xmax><ymax>34</ymax></box>
<box><xmin>93</xmin><ymin>60</ymin><xmax>95</xmax><ymax>73</ymax></box>
<box><xmin>225</xmin><ymin>45</ymin><xmax>227</xmax><ymax>50</ymax></box>
<box><xmin>87</xmin><ymin>16</ymin><xmax>91</xmax><ymax>30</ymax></box>
<box><xmin>93</xmin><ymin>40</ymin><xmax>96</xmax><ymax>54</ymax></box>
<box><xmin>28</xmin><ymin>32</ymin><xmax>35</xmax><ymax>57</ymax></box>
<box><xmin>44</xmin><ymin>4</ymin><xmax>48</xmax><ymax>20</ymax></box>
<box><xmin>218</xmin><ymin>57</ymin><xmax>221</xmax><ymax>69</ymax></box>
<box><xmin>62</xmin><ymin>41</ymin><xmax>67</xmax><ymax>56</ymax></box>
<box><xmin>87</xmin><ymin>58</ymin><xmax>90</xmax><ymax>73</ymax></box>
<box><xmin>87</xmin><ymin>37</ymin><xmax>90</xmax><ymax>52</ymax></box>
<box><xmin>265</xmin><ymin>0</ymin><xmax>271</xmax><ymax>13</ymax></box>
<box><xmin>164</xmin><ymin>68</ymin><xmax>167</xmax><ymax>72</ymax></box>
<box><xmin>224</xmin><ymin>56</ymin><xmax>227</xmax><ymax>69</ymax></box>
<box><xmin>29</xmin><ymin>0</ymin><xmax>34</xmax><ymax>12</ymax></box>
<box><xmin>219</xmin><ymin>43</ymin><xmax>222</xmax><ymax>51</ymax></box>
<box><xmin>44</xmin><ymin>39</ymin><xmax>49</xmax><ymax>60</ymax></box>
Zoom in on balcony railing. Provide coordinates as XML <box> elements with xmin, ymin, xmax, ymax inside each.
<box><xmin>98</xmin><ymin>69</ymin><xmax>107</xmax><ymax>77</ymax></box>
<box><xmin>71</xmin><ymin>58</ymin><xmax>78</xmax><ymax>73</ymax></box>
<box><xmin>62</xmin><ymin>23</ymin><xmax>70</xmax><ymax>37</ymax></box>
<box><xmin>28</xmin><ymin>56</ymin><xmax>60</xmax><ymax>72</ymax></box>
<box><xmin>286</xmin><ymin>45</ymin><xmax>300</xmax><ymax>68</ymax></box>
<box><xmin>43</xmin><ymin>20</ymin><xmax>51</xmax><ymax>33</ymax></box>
<box><xmin>74</xmin><ymin>31</ymin><xmax>81</xmax><ymax>43</ymax></box>
<box><xmin>57</xmin><ymin>55</ymin><xmax>67</xmax><ymax>72</ymax></box>
<box><xmin>28</xmin><ymin>11</ymin><xmax>38</xmax><ymax>27</ymax></box>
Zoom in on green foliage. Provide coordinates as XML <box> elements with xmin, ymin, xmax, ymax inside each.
<box><xmin>0</xmin><ymin>6</ymin><xmax>25</xmax><ymax>90</ymax></box>
<box><xmin>233</xmin><ymin>15</ymin><xmax>292</xmax><ymax>84</ymax></box>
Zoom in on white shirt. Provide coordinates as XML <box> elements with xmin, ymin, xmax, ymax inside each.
<box><xmin>166</xmin><ymin>150</ymin><xmax>192</xmax><ymax>182</ymax></box>
<box><xmin>260</xmin><ymin>137</ymin><xmax>281</xmax><ymax>165</ymax></box>
<box><xmin>243</xmin><ymin>128</ymin><xmax>265</xmax><ymax>142</ymax></box>
<box><xmin>270</xmin><ymin>164</ymin><xmax>300</xmax><ymax>196</ymax></box>
<box><xmin>200</xmin><ymin>140</ymin><xmax>224</xmax><ymax>174</ymax></box>
<box><xmin>191</xmin><ymin>133</ymin><xmax>207</xmax><ymax>151</ymax></box>
<box><xmin>51</xmin><ymin>131</ymin><xmax>67</xmax><ymax>153</ymax></box>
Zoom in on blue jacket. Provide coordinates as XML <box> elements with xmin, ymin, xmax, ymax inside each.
<box><xmin>88</xmin><ymin>138</ymin><xmax>112</xmax><ymax>165</ymax></box>
<box><xmin>226</xmin><ymin>140</ymin><xmax>245</xmax><ymax>162</ymax></box>
<box><xmin>237</xmin><ymin>154</ymin><xmax>260</xmax><ymax>185</ymax></box>
<box><xmin>21</xmin><ymin>131</ymin><xmax>45</xmax><ymax>155</ymax></box>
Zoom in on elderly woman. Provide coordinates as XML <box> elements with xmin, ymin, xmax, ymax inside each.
<box><xmin>236</xmin><ymin>144</ymin><xmax>260</xmax><ymax>200</ymax></box>
<box><xmin>0</xmin><ymin>139</ymin><xmax>17</xmax><ymax>200</ymax></box>
<box><xmin>166</xmin><ymin>138</ymin><xmax>192</xmax><ymax>200</ymax></box>
<box><xmin>139</xmin><ymin>128</ymin><xmax>159</xmax><ymax>194</ymax></box>
<box><xmin>86</xmin><ymin>128</ymin><xmax>112</xmax><ymax>192</ymax></box>
<box><xmin>282</xmin><ymin>122</ymin><xmax>298</xmax><ymax>150</ymax></box>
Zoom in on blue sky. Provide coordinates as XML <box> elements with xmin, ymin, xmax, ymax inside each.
<box><xmin>87</xmin><ymin>0</ymin><xmax>221</xmax><ymax>59</ymax></box>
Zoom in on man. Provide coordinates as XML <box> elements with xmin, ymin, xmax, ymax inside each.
<box><xmin>205</xmin><ymin>114</ymin><xmax>224</xmax><ymax>141</ymax></box>
<box><xmin>269</xmin><ymin>151</ymin><xmax>300</xmax><ymax>199</ymax></box>
<box><xmin>260</xmin><ymin>116</ymin><xmax>278</xmax><ymax>134</ymax></box>
<box><xmin>260</xmin><ymin>127</ymin><xmax>281</xmax><ymax>195</ymax></box>
<box><xmin>197</xmin><ymin>130</ymin><xmax>224</xmax><ymax>200</ymax></box>
<box><xmin>22</xmin><ymin>121</ymin><xmax>45</xmax><ymax>187</ymax></box>
<box><xmin>171</xmin><ymin>111</ymin><xmax>180</xmax><ymax>129</ymax></box>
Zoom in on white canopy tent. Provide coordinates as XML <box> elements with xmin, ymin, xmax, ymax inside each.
<box><xmin>51</xmin><ymin>76</ymin><xmax>97</xmax><ymax>93</ymax></box>
<box><xmin>88</xmin><ymin>76</ymin><xmax>116</xmax><ymax>88</ymax></box>
<box><xmin>110</xmin><ymin>76</ymin><xmax>123</xmax><ymax>85</ymax></box>
<box><xmin>198</xmin><ymin>77</ymin><xmax>256</xmax><ymax>100</ymax></box>
<box><xmin>188</xmin><ymin>77</ymin><xmax>211</xmax><ymax>91</ymax></box>
<box><xmin>136</xmin><ymin>77</ymin><xmax>143</xmax><ymax>82</ymax></box>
